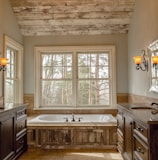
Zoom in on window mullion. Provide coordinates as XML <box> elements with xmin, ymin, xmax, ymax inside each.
<box><xmin>72</xmin><ymin>51</ymin><xmax>77</xmax><ymax>107</ymax></box>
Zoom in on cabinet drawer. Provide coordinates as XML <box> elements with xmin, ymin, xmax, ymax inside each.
<box><xmin>117</xmin><ymin>131</ymin><xmax>124</xmax><ymax>153</ymax></box>
<box><xmin>16</xmin><ymin>118</ymin><xmax>27</xmax><ymax>136</ymax></box>
<box><xmin>133</xmin><ymin>136</ymin><xmax>148</xmax><ymax>160</ymax></box>
<box><xmin>117</xmin><ymin>114</ymin><xmax>124</xmax><ymax>133</ymax></box>
<box><xmin>134</xmin><ymin>121</ymin><xmax>148</xmax><ymax>140</ymax></box>
<box><xmin>16</xmin><ymin>109</ymin><xmax>27</xmax><ymax>120</ymax></box>
<box><xmin>16</xmin><ymin>134</ymin><xmax>27</xmax><ymax>153</ymax></box>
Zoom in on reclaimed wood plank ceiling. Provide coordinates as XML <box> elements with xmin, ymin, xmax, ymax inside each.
<box><xmin>10</xmin><ymin>0</ymin><xmax>135</xmax><ymax>36</ymax></box>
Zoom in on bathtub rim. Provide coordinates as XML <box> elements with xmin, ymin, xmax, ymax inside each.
<box><xmin>27</xmin><ymin>114</ymin><xmax>117</xmax><ymax>127</ymax></box>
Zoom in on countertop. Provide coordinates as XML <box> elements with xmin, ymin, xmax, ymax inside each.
<box><xmin>117</xmin><ymin>103</ymin><xmax>158</xmax><ymax>124</ymax></box>
<box><xmin>0</xmin><ymin>103</ymin><xmax>28</xmax><ymax>114</ymax></box>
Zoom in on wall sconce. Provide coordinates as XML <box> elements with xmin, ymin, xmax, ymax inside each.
<box><xmin>152</xmin><ymin>56</ymin><xmax>158</xmax><ymax>69</ymax></box>
<box><xmin>0</xmin><ymin>58</ymin><xmax>8</xmax><ymax>71</ymax></box>
<box><xmin>133</xmin><ymin>50</ymin><xmax>148</xmax><ymax>71</ymax></box>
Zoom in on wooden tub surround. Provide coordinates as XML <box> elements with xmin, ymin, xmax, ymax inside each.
<box><xmin>27</xmin><ymin>114</ymin><xmax>117</xmax><ymax>150</ymax></box>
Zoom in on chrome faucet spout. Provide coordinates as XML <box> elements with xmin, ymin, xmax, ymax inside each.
<box><xmin>72</xmin><ymin>114</ymin><xmax>75</xmax><ymax>122</ymax></box>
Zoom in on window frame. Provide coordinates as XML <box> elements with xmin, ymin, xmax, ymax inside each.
<box><xmin>3</xmin><ymin>35</ymin><xmax>24</xmax><ymax>103</ymax></box>
<box><xmin>34</xmin><ymin>45</ymin><xmax>116</xmax><ymax>109</ymax></box>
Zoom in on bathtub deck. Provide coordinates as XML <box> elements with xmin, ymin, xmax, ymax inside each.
<box><xmin>18</xmin><ymin>149</ymin><xmax>123</xmax><ymax>160</ymax></box>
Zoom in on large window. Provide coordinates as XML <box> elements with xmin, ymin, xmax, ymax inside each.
<box><xmin>35</xmin><ymin>46</ymin><xmax>116</xmax><ymax>109</ymax></box>
<box><xmin>4</xmin><ymin>35</ymin><xmax>23</xmax><ymax>103</ymax></box>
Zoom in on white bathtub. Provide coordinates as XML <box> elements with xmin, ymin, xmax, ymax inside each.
<box><xmin>27</xmin><ymin>114</ymin><xmax>117</xmax><ymax>149</ymax></box>
<box><xmin>28</xmin><ymin>114</ymin><xmax>117</xmax><ymax>126</ymax></box>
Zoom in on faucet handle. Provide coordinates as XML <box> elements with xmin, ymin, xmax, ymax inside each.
<box><xmin>64</xmin><ymin>117</ymin><xmax>68</xmax><ymax>122</ymax></box>
<box><xmin>78</xmin><ymin>117</ymin><xmax>83</xmax><ymax>122</ymax></box>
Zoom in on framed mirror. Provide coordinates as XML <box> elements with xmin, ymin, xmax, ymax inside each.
<box><xmin>148</xmin><ymin>39</ymin><xmax>158</xmax><ymax>92</ymax></box>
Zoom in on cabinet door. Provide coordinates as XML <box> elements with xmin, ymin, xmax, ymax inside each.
<box><xmin>149</xmin><ymin>124</ymin><xmax>158</xmax><ymax>160</ymax></box>
<box><xmin>124</xmin><ymin>115</ymin><xmax>133</xmax><ymax>160</ymax></box>
<box><xmin>0</xmin><ymin>115</ymin><xmax>15</xmax><ymax>160</ymax></box>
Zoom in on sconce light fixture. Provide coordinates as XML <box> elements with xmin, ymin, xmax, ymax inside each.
<box><xmin>152</xmin><ymin>56</ymin><xmax>158</xmax><ymax>69</ymax></box>
<box><xmin>133</xmin><ymin>50</ymin><xmax>148</xmax><ymax>71</ymax></box>
<box><xmin>0</xmin><ymin>57</ymin><xmax>8</xmax><ymax>71</ymax></box>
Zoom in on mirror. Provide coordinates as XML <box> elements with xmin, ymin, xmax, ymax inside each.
<box><xmin>148</xmin><ymin>39</ymin><xmax>158</xmax><ymax>92</ymax></box>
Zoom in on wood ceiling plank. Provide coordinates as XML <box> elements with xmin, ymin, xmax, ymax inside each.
<box><xmin>9</xmin><ymin>0</ymin><xmax>135</xmax><ymax>36</ymax></box>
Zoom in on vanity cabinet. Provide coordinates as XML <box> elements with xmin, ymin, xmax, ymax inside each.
<box><xmin>133</xmin><ymin>120</ymin><xmax>149</xmax><ymax>160</ymax></box>
<box><xmin>0</xmin><ymin>104</ymin><xmax>27</xmax><ymax>160</ymax></box>
<box><xmin>0</xmin><ymin>114</ymin><xmax>15</xmax><ymax>160</ymax></box>
<box><xmin>124</xmin><ymin>114</ymin><xmax>133</xmax><ymax>160</ymax></box>
<box><xmin>117</xmin><ymin>108</ymin><xmax>133</xmax><ymax>160</ymax></box>
<box><xmin>117</xmin><ymin>103</ymin><xmax>158</xmax><ymax>160</ymax></box>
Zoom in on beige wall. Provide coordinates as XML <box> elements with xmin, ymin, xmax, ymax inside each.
<box><xmin>128</xmin><ymin>0</ymin><xmax>158</xmax><ymax>99</ymax></box>
<box><xmin>0</xmin><ymin>0</ymin><xmax>23</xmax><ymax>96</ymax></box>
<box><xmin>24</xmin><ymin>34</ymin><xmax>128</xmax><ymax>94</ymax></box>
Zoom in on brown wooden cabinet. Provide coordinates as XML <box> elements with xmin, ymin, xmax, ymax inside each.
<box><xmin>124</xmin><ymin>114</ymin><xmax>133</xmax><ymax>160</ymax></box>
<box><xmin>117</xmin><ymin>103</ymin><xmax>158</xmax><ymax>160</ymax></box>
<box><xmin>0</xmin><ymin>104</ymin><xmax>27</xmax><ymax>160</ymax></box>
<box><xmin>117</xmin><ymin>107</ymin><xmax>133</xmax><ymax>160</ymax></box>
<box><xmin>0</xmin><ymin>114</ymin><xmax>15</xmax><ymax>160</ymax></box>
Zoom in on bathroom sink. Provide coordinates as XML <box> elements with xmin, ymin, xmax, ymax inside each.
<box><xmin>130</xmin><ymin>107</ymin><xmax>154</xmax><ymax>110</ymax></box>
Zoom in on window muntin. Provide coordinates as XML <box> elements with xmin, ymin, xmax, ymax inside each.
<box><xmin>35</xmin><ymin>46</ymin><xmax>116</xmax><ymax>109</ymax></box>
<box><xmin>77</xmin><ymin>52</ymin><xmax>110</xmax><ymax>106</ymax></box>
<box><xmin>41</xmin><ymin>53</ymin><xmax>73</xmax><ymax>106</ymax></box>
<box><xmin>78</xmin><ymin>79</ymin><xmax>109</xmax><ymax>105</ymax></box>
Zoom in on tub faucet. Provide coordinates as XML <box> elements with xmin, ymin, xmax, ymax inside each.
<box><xmin>72</xmin><ymin>114</ymin><xmax>75</xmax><ymax>122</ymax></box>
<box><xmin>64</xmin><ymin>117</ymin><xmax>68</xmax><ymax>122</ymax></box>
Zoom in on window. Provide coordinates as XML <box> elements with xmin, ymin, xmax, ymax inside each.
<box><xmin>35</xmin><ymin>46</ymin><xmax>116</xmax><ymax>109</ymax></box>
<box><xmin>4</xmin><ymin>35</ymin><xmax>23</xmax><ymax>103</ymax></box>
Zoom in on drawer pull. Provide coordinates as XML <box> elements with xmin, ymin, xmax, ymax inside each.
<box><xmin>18</xmin><ymin>126</ymin><xmax>23</xmax><ymax>130</ymax></box>
<box><xmin>137</xmin><ymin>147</ymin><xmax>144</xmax><ymax>154</ymax></box>
<box><xmin>136</xmin><ymin>127</ymin><xmax>144</xmax><ymax>132</ymax></box>
<box><xmin>117</xmin><ymin>141</ymin><xmax>122</xmax><ymax>145</ymax></box>
<box><xmin>140</xmin><ymin>128</ymin><xmax>144</xmax><ymax>132</ymax></box>
<box><xmin>18</xmin><ymin>140</ymin><xmax>24</xmax><ymax>144</ymax></box>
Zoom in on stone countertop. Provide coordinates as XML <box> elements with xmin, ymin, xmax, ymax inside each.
<box><xmin>117</xmin><ymin>103</ymin><xmax>158</xmax><ymax>125</ymax></box>
<box><xmin>0</xmin><ymin>103</ymin><xmax>28</xmax><ymax>114</ymax></box>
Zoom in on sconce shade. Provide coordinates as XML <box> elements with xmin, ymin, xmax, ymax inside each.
<box><xmin>133</xmin><ymin>50</ymin><xmax>148</xmax><ymax>71</ymax></box>
<box><xmin>152</xmin><ymin>56</ymin><xmax>158</xmax><ymax>65</ymax></box>
<box><xmin>0</xmin><ymin>58</ymin><xmax>8</xmax><ymax>71</ymax></box>
<box><xmin>0</xmin><ymin>58</ymin><xmax>8</xmax><ymax>66</ymax></box>
<box><xmin>133</xmin><ymin>56</ymin><xmax>142</xmax><ymax>65</ymax></box>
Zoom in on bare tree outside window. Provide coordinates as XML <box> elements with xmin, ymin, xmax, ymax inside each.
<box><xmin>41</xmin><ymin>53</ymin><xmax>72</xmax><ymax>106</ymax></box>
<box><xmin>77</xmin><ymin>53</ymin><xmax>109</xmax><ymax>105</ymax></box>
<box><xmin>35</xmin><ymin>45</ymin><xmax>116</xmax><ymax>108</ymax></box>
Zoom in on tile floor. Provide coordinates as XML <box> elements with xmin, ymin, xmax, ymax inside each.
<box><xmin>18</xmin><ymin>149</ymin><xmax>123</xmax><ymax>160</ymax></box>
